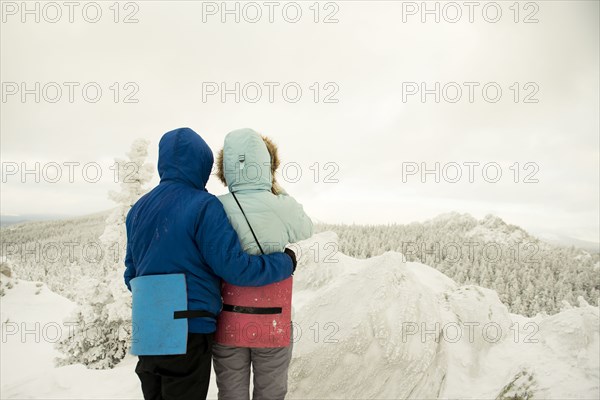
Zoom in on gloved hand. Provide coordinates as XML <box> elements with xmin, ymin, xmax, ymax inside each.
<box><xmin>284</xmin><ymin>248</ymin><xmax>297</xmax><ymax>274</ymax></box>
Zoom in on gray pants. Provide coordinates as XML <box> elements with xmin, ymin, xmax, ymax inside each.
<box><xmin>212</xmin><ymin>340</ymin><xmax>293</xmax><ymax>400</ymax></box>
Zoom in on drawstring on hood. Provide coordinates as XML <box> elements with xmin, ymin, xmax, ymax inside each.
<box><xmin>215</xmin><ymin>128</ymin><xmax>281</xmax><ymax>194</ymax></box>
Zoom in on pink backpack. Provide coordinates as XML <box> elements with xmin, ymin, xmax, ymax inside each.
<box><xmin>215</xmin><ymin>278</ymin><xmax>292</xmax><ymax>348</ymax></box>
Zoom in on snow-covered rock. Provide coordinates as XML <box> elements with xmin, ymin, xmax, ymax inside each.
<box><xmin>287</xmin><ymin>232</ymin><xmax>600</xmax><ymax>399</ymax></box>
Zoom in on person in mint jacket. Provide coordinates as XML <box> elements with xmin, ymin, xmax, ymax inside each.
<box><xmin>212</xmin><ymin>128</ymin><xmax>313</xmax><ymax>400</ymax></box>
<box><xmin>124</xmin><ymin>127</ymin><xmax>297</xmax><ymax>400</ymax></box>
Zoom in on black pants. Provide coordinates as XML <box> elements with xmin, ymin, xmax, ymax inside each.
<box><xmin>135</xmin><ymin>333</ymin><xmax>213</xmax><ymax>400</ymax></box>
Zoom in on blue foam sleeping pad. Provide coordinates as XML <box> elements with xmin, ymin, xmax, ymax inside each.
<box><xmin>130</xmin><ymin>274</ymin><xmax>188</xmax><ymax>356</ymax></box>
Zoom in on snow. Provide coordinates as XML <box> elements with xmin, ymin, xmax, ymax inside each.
<box><xmin>1</xmin><ymin>280</ymin><xmax>154</xmax><ymax>399</ymax></box>
<box><xmin>0</xmin><ymin>281</ymin><xmax>218</xmax><ymax>399</ymax></box>
<box><xmin>288</xmin><ymin>233</ymin><xmax>599</xmax><ymax>399</ymax></box>
<box><xmin>1</xmin><ymin>232</ymin><xmax>598</xmax><ymax>399</ymax></box>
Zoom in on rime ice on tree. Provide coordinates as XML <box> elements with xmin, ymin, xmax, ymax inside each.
<box><xmin>56</xmin><ymin>139</ymin><xmax>153</xmax><ymax>369</ymax></box>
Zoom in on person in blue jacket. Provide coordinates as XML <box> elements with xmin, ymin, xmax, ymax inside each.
<box><xmin>124</xmin><ymin>127</ymin><xmax>297</xmax><ymax>400</ymax></box>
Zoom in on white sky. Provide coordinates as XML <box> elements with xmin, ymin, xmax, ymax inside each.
<box><xmin>1</xmin><ymin>1</ymin><xmax>599</xmax><ymax>242</ymax></box>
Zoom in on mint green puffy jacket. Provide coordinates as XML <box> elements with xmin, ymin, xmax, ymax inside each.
<box><xmin>217</xmin><ymin>128</ymin><xmax>313</xmax><ymax>254</ymax></box>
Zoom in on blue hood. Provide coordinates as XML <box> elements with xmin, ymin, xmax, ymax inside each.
<box><xmin>158</xmin><ymin>128</ymin><xmax>214</xmax><ymax>190</ymax></box>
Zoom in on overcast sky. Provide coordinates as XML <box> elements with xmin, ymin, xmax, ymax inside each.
<box><xmin>1</xmin><ymin>1</ymin><xmax>599</xmax><ymax>242</ymax></box>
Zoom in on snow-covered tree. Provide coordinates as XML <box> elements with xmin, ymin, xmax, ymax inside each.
<box><xmin>99</xmin><ymin>139</ymin><xmax>154</xmax><ymax>256</ymax></box>
<box><xmin>56</xmin><ymin>139</ymin><xmax>153</xmax><ymax>369</ymax></box>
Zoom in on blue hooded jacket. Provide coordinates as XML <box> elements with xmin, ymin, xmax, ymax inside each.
<box><xmin>124</xmin><ymin>128</ymin><xmax>294</xmax><ymax>333</ymax></box>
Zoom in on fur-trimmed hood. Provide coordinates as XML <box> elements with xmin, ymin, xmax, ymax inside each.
<box><xmin>215</xmin><ymin>128</ymin><xmax>282</xmax><ymax>194</ymax></box>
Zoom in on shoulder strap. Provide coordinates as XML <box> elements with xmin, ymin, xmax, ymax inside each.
<box><xmin>231</xmin><ymin>192</ymin><xmax>265</xmax><ymax>255</ymax></box>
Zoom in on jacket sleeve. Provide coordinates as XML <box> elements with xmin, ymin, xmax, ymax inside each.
<box><xmin>196</xmin><ymin>196</ymin><xmax>293</xmax><ymax>286</ymax></box>
<box><xmin>124</xmin><ymin>208</ymin><xmax>136</xmax><ymax>291</ymax></box>
<box><xmin>274</xmin><ymin>190</ymin><xmax>314</xmax><ymax>243</ymax></box>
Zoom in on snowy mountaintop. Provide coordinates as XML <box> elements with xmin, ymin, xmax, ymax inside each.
<box><xmin>421</xmin><ymin>212</ymin><xmax>533</xmax><ymax>245</ymax></box>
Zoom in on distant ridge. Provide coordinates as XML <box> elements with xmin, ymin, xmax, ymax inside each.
<box><xmin>0</xmin><ymin>210</ymin><xmax>112</xmax><ymax>227</ymax></box>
